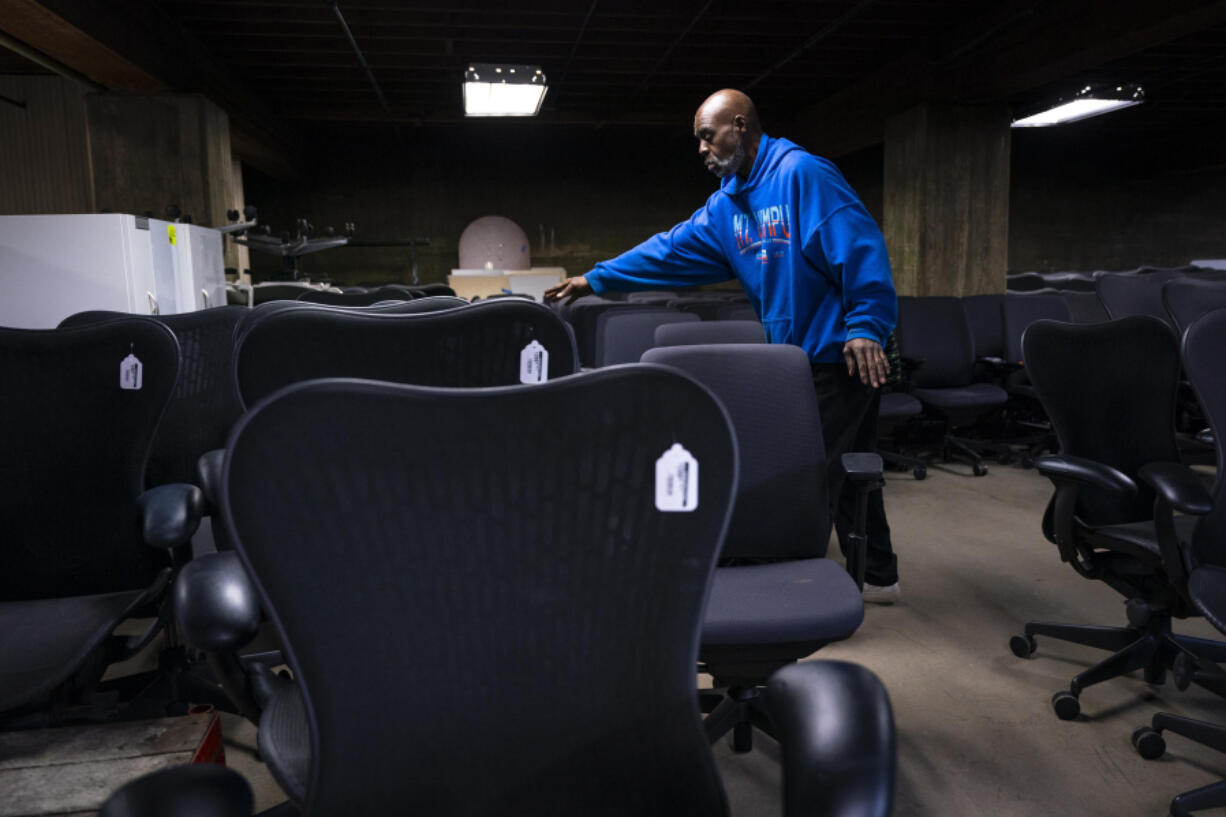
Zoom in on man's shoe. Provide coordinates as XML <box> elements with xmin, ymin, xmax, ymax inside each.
<box><xmin>862</xmin><ymin>582</ymin><xmax>901</xmax><ymax>604</ymax></box>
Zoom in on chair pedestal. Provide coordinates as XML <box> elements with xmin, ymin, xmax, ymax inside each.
<box><xmin>699</xmin><ymin>686</ymin><xmax>777</xmax><ymax>753</ymax></box>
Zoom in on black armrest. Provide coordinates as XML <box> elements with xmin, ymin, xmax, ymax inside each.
<box><xmin>764</xmin><ymin>660</ymin><xmax>895</xmax><ymax>817</ymax></box>
<box><xmin>174</xmin><ymin>552</ymin><xmax>261</xmax><ymax>653</ymax></box>
<box><xmin>196</xmin><ymin>448</ymin><xmax>225</xmax><ymax>508</ymax></box>
<box><xmin>977</xmin><ymin>356</ymin><xmax>1024</xmax><ymax>374</ymax></box>
<box><xmin>841</xmin><ymin>452</ymin><xmax>884</xmax><ymax>483</ymax></box>
<box><xmin>100</xmin><ymin>764</ymin><xmax>253</xmax><ymax>817</ymax></box>
<box><xmin>1139</xmin><ymin>462</ymin><xmax>1213</xmax><ymax>516</ymax></box>
<box><xmin>137</xmin><ymin>483</ymin><xmax>205</xmax><ymax>550</ymax></box>
<box><xmin>1035</xmin><ymin>454</ymin><xmax>1137</xmax><ymax>496</ymax></box>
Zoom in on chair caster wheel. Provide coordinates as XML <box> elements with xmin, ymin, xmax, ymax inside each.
<box><xmin>1010</xmin><ymin>634</ymin><xmax>1036</xmax><ymax>658</ymax></box>
<box><xmin>973</xmin><ymin>463</ymin><xmax>988</xmax><ymax>477</ymax></box>
<box><xmin>1132</xmin><ymin>726</ymin><xmax>1166</xmax><ymax>759</ymax></box>
<box><xmin>913</xmin><ymin>466</ymin><xmax>927</xmax><ymax>480</ymax></box>
<box><xmin>1052</xmin><ymin>690</ymin><xmax>1080</xmax><ymax>720</ymax></box>
<box><xmin>1174</xmin><ymin>653</ymin><xmax>1195</xmax><ymax>691</ymax></box>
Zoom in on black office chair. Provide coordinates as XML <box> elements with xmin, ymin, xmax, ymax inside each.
<box><xmin>567</xmin><ymin>300</ymin><xmax>664</xmax><ymax>368</ymax></box>
<box><xmin>59</xmin><ymin>307</ymin><xmax>247</xmax><ymax>489</ymax></box>
<box><xmin>715</xmin><ymin>303</ymin><xmax>759</xmax><ymax>321</ymax></box>
<box><xmin>992</xmin><ymin>293</ymin><xmax>1071</xmax><ymax>466</ymax></box>
<box><xmin>1010</xmin><ymin>316</ymin><xmax>1222</xmax><ymax>720</ymax></box>
<box><xmin>653</xmin><ymin>320</ymin><xmax>766</xmax><ymax>347</ymax></box>
<box><xmin>960</xmin><ymin>293</ymin><xmax>1005</xmax><ymax>363</ymax></box>
<box><xmin>1163</xmin><ymin>277</ymin><xmax>1226</xmax><ymax>336</ymax></box>
<box><xmin>593</xmin><ymin>308</ymin><xmax>698</xmax><ymax>366</ymax></box>
<box><xmin>0</xmin><ymin>319</ymin><xmax>204</xmax><ymax>726</ymax></box>
<box><xmin>641</xmin><ymin>344</ymin><xmax>884</xmax><ymax>755</ymax></box>
<box><xmin>1062</xmin><ymin>291</ymin><xmax>1110</xmax><ymax>324</ymax></box>
<box><xmin>670</xmin><ymin>298</ymin><xmax>734</xmax><ymax>320</ymax></box>
<box><xmin>417</xmin><ymin>282</ymin><xmax>457</xmax><ymax>297</ymax></box>
<box><xmin>166</xmin><ymin>368</ymin><xmax>895</xmax><ymax>816</ymax></box>
<box><xmin>296</xmin><ymin>286</ymin><xmax>419</xmax><ymax>306</ymax></box>
<box><xmin>1096</xmin><ymin>270</ymin><xmax>1185</xmax><ymax>327</ymax></box>
<box><xmin>1130</xmin><ymin>307</ymin><xmax>1226</xmax><ymax>817</ymax></box>
<box><xmin>896</xmin><ymin>296</ymin><xmax>1009</xmax><ymax>476</ymax></box>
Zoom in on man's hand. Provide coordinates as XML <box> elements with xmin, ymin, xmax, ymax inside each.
<box><xmin>844</xmin><ymin>337</ymin><xmax>890</xmax><ymax>388</ymax></box>
<box><xmin>544</xmin><ymin>275</ymin><xmax>592</xmax><ymax>304</ymax></box>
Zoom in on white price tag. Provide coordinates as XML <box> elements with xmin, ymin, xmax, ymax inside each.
<box><xmin>655</xmin><ymin>443</ymin><xmax>698</xmax><ymax>512</ymax></box>
<box><xmin>120</xmin><ymin>353</ymin><xmax>143</xmax><ymax>390</ymax></box>
<box><xmin>520</xmin><ymin>340</ymin><xmax>549</xmax><ymax>384</ymax></box>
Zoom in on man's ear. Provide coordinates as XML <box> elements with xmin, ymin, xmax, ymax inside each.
<box><xmin>732</xmin><ymin>114</ymin><xmax>747</xmax><ymax>132</ymax></box>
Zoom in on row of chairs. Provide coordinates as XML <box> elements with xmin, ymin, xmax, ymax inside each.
<box><xmin>1006</xmin><ymin>264</ymin><xmax>1225</xmax><ymax>293</ymax></box>
<box><xmin>3</xmin><ymin>297</ymin><xmax>896</xmax><ymax>815</ymax></box>
<box><xmin>1013</xmin><ymin>307</ymin><xmax>1226</xmax><ymax>816</ymax></box>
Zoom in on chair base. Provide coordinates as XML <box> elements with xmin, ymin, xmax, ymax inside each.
<box><xmin>1134</xmin><ymin>713</ymin><xmax>1226</xmax><ymax>817</ymax></box>
<box><xmin>699</xmin><ymin>686</ymin><xmax>777</xmax><ymax>754</ymax></box>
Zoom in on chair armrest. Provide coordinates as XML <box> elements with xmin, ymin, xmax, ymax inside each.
<box><xmin>764</xmin><ymin>661</ymin><xmax>895</xmax><ymax>817</ymax></box>
<box><xmin>174</xmin><ymin>552</ymin><xmax>261</xmax><ymax>653</ymax></box>
<box><xmin>137</xmin><ymin>483</ymin><xmax>205</xmax><ymax>550</ymax></box>
<box><xmin>99</xmin><ymin>764</ymin><xmax>252</xmax><ymax>817</ymax></box>
<box><xmin>1035</xmin><ymin>454</ymin><xmax>1137</xmax><ymax>496</ymax></box>
<box><xmin>977</xmin><ymin>356</ymin><xmax>1024</xmax><ymax>374</ymax></box>
<box><xmin>196</xmin><ymin>449</ymin><xmax>226</xmax><ymax>508</ymax></box>
<box><xmin>1139</xmin><ymin>462</ymin><xmax>1213</xmax><ymax>516</ymax></box>
<box><xmin>841</xmin><ymin>452</ymin><xmax>884</xmax><ymax>483</ymax></box>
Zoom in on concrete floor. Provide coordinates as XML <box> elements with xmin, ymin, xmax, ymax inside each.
<box><xmin>172</xmin><ymin>464</ymin><xmax>1226</xmax><ymax>814</ymax></box>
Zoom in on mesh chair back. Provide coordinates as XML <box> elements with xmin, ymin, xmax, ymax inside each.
<box><xmin>1002</xmin><ymin>294</ymin><xmax>1071</xmax><ymax>363</ymax></box>
<box><xmin>0</xmin><ymin>319</ymin><xmax>179</xmax><ymax>600</ymax></box>
<box><xmin>594</xmin><ymin>309</ymin><xmax>698</xmax><ymax>366</ymax></box>
<box><xmin>61</xmin><ymin>308</ymin><xmax>246</xmax><ymax>488</ymax></box>
<box><xmin>296</xmin><ymin>287</ymin><xmax>418</xmax><ymax>306</ymax></box>
<box><xmin>568</xmin><ymin>300</ymin><xmax>652</xmax><ymax>367</ymax></box>
<box><xmin>235</xmin><ymin>299</ymin><xmax>578</xmax><ymax>408</ymax></box>
<box><xmin>1096</xmin><ymin>270</ymin><xmax>1184</xmax><ymax>326</ymax></box>
<box><xmin>896</xmin><ymin>296</ymin><xmax>976</xmax><ymax>388</ymax></box>
<box><xmin>252</xmin><ymin>284</ymin><xmax>316</xmax><ymax>304</ymax></box>
<box><xmin>1183</xmin><ymin>308</ymin><xmax>1226</xmax><ymax>566</ymax></box>
<box><xmin>960</xmin><ymin>294</ymin><xmax>1004</xmax><ymax>358</ymax></box>
<box><xmin>224</xmin><ymin>369</ymin><xmax>736</xmax><ymax>816</ymax></box>
<box><xmin>1062</xmin><ymin>292</ymin><xmax>1109</xmax><ymax>324</ymax></box>
<box><xmin>641</xmin><ymin>344</ymin><xmax>828</xmax><ymax>560</ymax></box>
<box><xmin>417</xmin><ymin>283</ymin><xmax>456</xmax><ymax>297</ymax></box>
<box><xmin>1024</xmin><ymin>316</ymin><xmax>1181</xmax><ymax>526</ymax></box>
<box><xmin>653</xmin><ymin>320</ymin><xmax>765</xmax><ymax>347</ymax></box>
<box><xmin>1163</xmin><ymin>277</ymin><xmax>1226</xmax><ymax>336</ymax></box>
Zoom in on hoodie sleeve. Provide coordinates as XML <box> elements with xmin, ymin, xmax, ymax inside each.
<box><xmin>797</xmin><ymin>161</ymin><xmax>898</xmax><ymax>346</ymax></box>
<box><xmin>585</xmin><ymin>200</ymin><xmax>733</xmax><ymax>294</ymax></box>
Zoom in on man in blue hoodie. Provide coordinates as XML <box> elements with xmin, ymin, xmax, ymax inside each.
<box><xmin>545</xmin><ymin>89</ymin><xmax>900</xmax><ymax>602</ymax></box>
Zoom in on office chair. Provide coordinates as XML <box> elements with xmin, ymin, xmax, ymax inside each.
<box><xmin>960</xmin><ymin>293</ymin><xmax>1005</xmax><ymax>362</ymax></box>
<box><xmin>593</xmin><ymin>308</ymin><xmax>697</xmax><ymax>366</ymax></box>
<box><xmin>0</xmin><ymin>319</ymin><xmax>204</xmax><ymax>726</ymax></box>
<box><xmin>895</xmin><ymin>296</ymin><xmax>1009</xmax><ymax>476</ymax></box>
<box><xmin>1062</xmin><ymin>291</ymin><xmax>1110</xmax><ymax>324</ymax></box>
<box><xmin>670</xmin><ymin>297</ymin><xmax>735</xmax><ymax>320</ymax></box>
<box><xmin>416</xmin><ymin>282</ymin><xmax>457</xmax><ymax>297</ymax></box>
<box><xmin>1096</xmin><ymin>269</ymin><xmax>1185</xmax><ymax>327</ymax></box>
<box><xmin>168</xmin><ymin>369</ymin><xmax>895</xmax><ymax>816</ymax></box>
<box><xmin>295</xmin><ymin>286</ymin><xmax>420</xmax><ymax>306</ymax></box>
<box><xmin>59</xmin><ymin>307</ymin><xmax>247</xmax><ymax>489</ymax></box>
<box><xmin>641</xmin><ymin>344</ymin><xmax>884</xmax><ymax>755</ymax></box>
<box><xmin>1163</xmin><ymin>277</ymin><xmax>1226</xmax><ymax>336</ymax></box>
<box><xmin>1130</xmin><ymin>307</ymin><xmax>1226</xmax><ymax>817</ymax></box>
<box><xmin>992</xmin><ymin>293</ymin><xmax>1071</xmax><ymax>466</ymax></box>
<box><xmin>654</xmin><ymin>320</ymin><xmax>766</xmax><ymax>347</ymax></box>
<box><xmin>715</xmin><ymin>303</ymin><xmax>759</xmax><ymax>321</ymax></box>
<box><xmin>1010</xmin><ymin>316</ymin><xmax>1222</xmax><ymax>720</ymax></box>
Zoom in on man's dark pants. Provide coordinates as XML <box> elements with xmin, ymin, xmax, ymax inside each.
<box><xmin>812</xmin><ymin>364</ymin><xmax>899</xmax><ymax>587</ymax></box>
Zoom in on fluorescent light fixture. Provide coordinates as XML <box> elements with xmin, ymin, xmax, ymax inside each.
<box><xmin>463</xmin><ymin>63</ymin><xmax>547</xmax><ymax>117</ymax></box>
<box><xmin>1012</xmin><ymin>83</ymin><xmax>1144</xmax><ymax>128</ymax></box>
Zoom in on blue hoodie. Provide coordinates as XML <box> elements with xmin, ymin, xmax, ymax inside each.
<box><xmin>586</xmin><ymin>134</ymin><xmax>897</xmax><ymax>364</ymax></box>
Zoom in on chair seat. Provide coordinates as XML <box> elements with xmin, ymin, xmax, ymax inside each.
<box><xmin>1007</xmin><ymin>383</ymin><xmax>1040</xmax><ymax>402</ymax></box>
<box><xmin>1190</xmin><ymin>566</ymin><xmax>1226</xmax><ymax>634</ymax></box>
<box><xmin>912</xmin><ymin>383</ymin><xmax>1009</xmax><ymax>411</ymax></box>
<box><xmin>258</xmin><ymin>682</ymin><xmax>310</xmax><ymax>803</ymax></box>
<box><xmin>1090</xmin><ymin>515</ymin><xmax>1198</xmax><ymax>560</ymax></box>
<box><xmin>879</xmin><ymin>392</ymin><xmax>922</xmax><ymax>418</ymax></box>
<box><xmin>0</xmin><ymin>590</ymin><xmax>146</xmax><ymax>712</ymax></box>
<box><xmin>701</xmin><ymin>558</ymin><xmax>864</xmax><ymax>648</ymax></box>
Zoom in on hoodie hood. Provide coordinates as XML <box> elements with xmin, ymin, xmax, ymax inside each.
<box><xmin>719</xmin><ymin>134</ymin><xmax>805</xmax><ymax>197</ymax></box>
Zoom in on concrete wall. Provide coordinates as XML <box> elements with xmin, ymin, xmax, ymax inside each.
<box><xmin>0</xmin><ymin>75</ymin><xmax>93</xmax><ymax>214</ymax></box>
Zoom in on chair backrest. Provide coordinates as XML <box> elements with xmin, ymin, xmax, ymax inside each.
<box><xmin>896</xmin><ymin>296</ymin><xmax>976</xmax><ymax>388</ymax></box>
<box><xmin>669</xmin><ymin>299</ymin><xmax>729</xmax><ymax>320</ymax></box>
<box><xmin>223</xmin><ymin>369</ymin><xmax>736</xmax><ymax>816</ymax></box>
<box><xmin>594</xmin><ymin>309</ymin><xmax>698</xmax><ymax>366</ymax></box>
<box><xmin>1024</xmin><ymin>316</ymin><xmax>1181</xmax><ymax>526</ymax></box>
<box><xmin>1002</xmin><ymin>293</ymin><xmax>1071</xmax><ymax>363</ymax></box>
<box><xmin>1183</xmin><ymin>308</ymin><xmax>1226</xmax><ymax>567</ymax></box>
<box><xmin>1061</xmin><ymin>292</ymin><xmax>1109</xmax><ymax>324</ymax></box>
<box><xmin>959</xmin><ymin>294</ymin><xmax>1004</xmax><ymax>359</ymax></box>
<box><xmin>641</xmin><ymin>343</ymin><xmax>828</xmax><ymax>560</ymax></box>
<box><xmin>1163</xmin><ymin>277</ymin><xmax>1226</xmax><ymax>336</ymax></box>
<box><xmin>1006</xmin><ymin>272</ymin><xmax>1046</xmax><ymax>292</ymax></box>
<box><xmin>715</xmin><ymin>303</ymin><xmax>758</xmax><ymax>321</ymax></box>
<box><xmin>235</xmin><ymin>299</ymin><xmax>578</xmax><ymax>408</ymax></box>
<box><xmin>252</xmin><ymin>283</ymin><xmax>316</xmax><ymax>304</ymax></box>
<box><xmin>417</xmin><ymin>282</ymin><xmax>457</xmax><ymax>297</ymax></box>
<box><xmin>653</xmin><ymin>320</ymin><xmax>766</xmax><ymax>347</ymax></box>
<box><xmin>568</xmin><ymin>301</ymin><xmax>665</xmax><ymax>367</ymax></box>
<box><xmin>296</xmin><ymin>286</ymin><xmax>419</xmax><ymax>306</ymax></box>
<box><xmin>1095</xmin><ymin>270</ymin><xmax>1185</xmax><ymax>326</ymax></box>
<box><xmin>60</xmin><ymin>308</ymin><xmax>246</xmax><ymax>488</ymax></box>
<box><xmin>626</xmin><ymin>291</ymin><xmax>678</xmax><ymax>304</ymax></box>
<box><xmin>232</xmin><ymin>297</ymin><xmax>470</xmax><ymax>349</ymax></box>
<box><xmin>0</xmin><ymin>319</ymin><xmax>179</xmax><ymax>600</ymax></box>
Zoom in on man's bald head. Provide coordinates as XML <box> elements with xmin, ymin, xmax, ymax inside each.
<box><xmin>694</xmin><ymin>89</ymin><xmax>761</xmax><ymax>136</ymax></box>
<box><xmin>693</xmin><ymin>89</ymin><xmax>762</xmax><ymax>181</ymax></box>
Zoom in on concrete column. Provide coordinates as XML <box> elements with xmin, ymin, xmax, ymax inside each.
<box><xmin>86</xmin><ymin>93</ymin><xmax>235</xmax><ymax>228</ymax></box>
<box><xmin>883</xmin><ymin>104</ymin><xmax>1011</xmax><ymax>296</ymax></box>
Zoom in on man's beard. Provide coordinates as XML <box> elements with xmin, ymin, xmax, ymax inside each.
<box><xmin>708</xmin><ymin>140</ymin><xmax>746</xmax><ymax>178</ymax></box>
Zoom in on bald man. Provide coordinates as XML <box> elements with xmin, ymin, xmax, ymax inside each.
<box><xmin>546</xmin><ymin>89</ymin><xmax>900</xmax><ymax>602</ymax></box>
